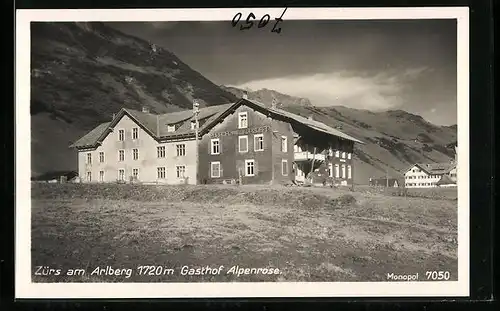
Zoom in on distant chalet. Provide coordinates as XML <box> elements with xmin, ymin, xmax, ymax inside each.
<box><xmin>403</xmin><ymin>157</ymin><xmax>457</xmax><ymax>189</ymax></box>
<box><xmin>70</xmin><ymin>97</ymin><xmax>364</xmax><ymax>186</ymax></box>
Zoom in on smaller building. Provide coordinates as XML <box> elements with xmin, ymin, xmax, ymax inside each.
<box><xmin>403</xmin><ymin>162</ymin><xmax>455</xmax><ymax>188</ymax></box>
<box><xmin>369</xmin><ymin>177</ymin><xmax>400</xmax><ymax>188</ymax></box>
<box><xmin>436</xmin><ymin>174</ymin><xmax>457</xmax><ymax>187</ymax></box>
<box><xmin>33</xmin><ymin>170</ymin><xmax>78</xmax><ymax>183</ymax></box>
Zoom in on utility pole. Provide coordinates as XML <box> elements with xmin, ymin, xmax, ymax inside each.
<box><xmin>193</xmin><ymin>99</ymin><xmax>200</xmax><ymax>185</ymax></box>
<box><xmin>386</xmin><ymin>169</ymin><xmax>389</xmax><ymax>188</ymax></box>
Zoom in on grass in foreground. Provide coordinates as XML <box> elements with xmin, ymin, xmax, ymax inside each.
<box><xmin>31</xmin><ymin>183</ymin><xmax>458</xmax><ymax>282</ymax></box>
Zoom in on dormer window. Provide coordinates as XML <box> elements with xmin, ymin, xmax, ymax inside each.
<box><xmin>191</xmin><ymin>120</ymin><xmax>198</xmax><ymax>130</ymax></box>
<box><xmin>167</xmin><ymin>124</ymin><xmax>176</xmax><ymax>132</ymax></box>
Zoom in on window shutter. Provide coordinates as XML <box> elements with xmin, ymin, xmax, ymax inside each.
<box><xmin>254</xmin><ymin>160</ymin><xmax>258</xmax><ymax>176</ymax></box>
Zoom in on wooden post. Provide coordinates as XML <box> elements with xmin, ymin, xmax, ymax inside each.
<box><xmin>193</xmin><ymin>100</ymin><xmax>200</xmax><ymax>185</ymax></box>
<box><xmin>308</xmin><ymin>146</ymin><xmax>317</xmax><ymax>183</ymax></box>
<box><xmin>270</xmin><ymin>123</ymin><xmax>275</xmax><ymax>185</ymax></box>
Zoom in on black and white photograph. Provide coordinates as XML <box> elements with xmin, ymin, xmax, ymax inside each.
<box><xmin>16</xmin><ymin>7</ymin><xmax>470</xmax><ymax>298</ymax></box>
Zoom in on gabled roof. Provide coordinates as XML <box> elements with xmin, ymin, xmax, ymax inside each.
<box><xmin>70</xmin><ymin>104</ymin><xmax>232</xmax><ymax>148</ymax></box>
<box><xmin>403</xmin><ymin>162</ymin><xmax>454</xmax><ymax>175</ymax></box>
<box><xmin>70</xmin><ymin>98</ymin><xmax>364</xmax><ymax>149</ymax></box>
<box><xmin>70</xmin><ymin>122</ymin><xmax>111</xmax><ymax>149</ymax></box>
<box><xmin>242</xmin><ymin>98</ymin><xmax>365</xmax><ymax>144</ymax></box>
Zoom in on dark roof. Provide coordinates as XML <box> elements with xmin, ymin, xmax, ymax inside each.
<box><xmin>436</xmin><ymin>174</ymin><xmax>456</xmax><ymax>185</ymax></box>
<box><xmin>70</xmin><ymin>98</ymin><xmax>364</xmax><ymax>149</ymax></box>
<box><xmin>244</xmin><ymin>98</ymin><xmax>364</xmax><ymax>144</ymax></box>
<box><xmin>70</xmin><ymin>122</ymin><xmax>111</xmax><ymax>149</ymax></box>
<box><xmin>70</xmin><ymin>104</ymin><xmax>231</xmax><ymax>148</ymax></box>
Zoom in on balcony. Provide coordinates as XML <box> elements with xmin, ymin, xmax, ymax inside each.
<box><xmin>294</xmin><ymin>151</ymin><xmax>326</xmax><ymax>162</ymax></box>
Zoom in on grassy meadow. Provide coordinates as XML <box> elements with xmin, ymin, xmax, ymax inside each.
<box><xmin>31</xmin><ymin>183</ymin><xmax>458</xmax><ymax>283</ymax></box>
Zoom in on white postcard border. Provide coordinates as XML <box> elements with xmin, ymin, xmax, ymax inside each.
<box><xmin>15</xmin><ymin>7</ymin><xmax>470</xmax><ymax>298</ymax></box>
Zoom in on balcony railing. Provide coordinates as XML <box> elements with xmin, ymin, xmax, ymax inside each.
<box><xmin>294</xmin><ymin>151</ymin><xmax>326</xmax><ymax>161</ymax></box>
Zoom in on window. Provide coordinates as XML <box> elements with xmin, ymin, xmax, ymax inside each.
<box><xmin>86</xmin><ymin>171</ymin><xmax>91</xmax><ymax>182</ymax></box>
<box><xmin>211</xmin><ymin>139</ymin><xmax>220</xmax><ymax>155</ymax></box>
<box><xmin>191</xmin><ymin>120</ymin><xmax>198</xmax><ymax>130</ymax></box>
<box><xmin>328</xmin><ymin>163</ymin><xmax>333</xmax><ymax>177</ymax></box>
<box><xmin>118</xmin><ymin>129</ymin><xmax>124</xmax><ymax>141</ymax></box>
<box><xmin>118</xmin><ymin>169</ymin><xmax>125</xmax><ymax>181</ymax></box>
<box><xmin>281</xmin><ymin>136</ymin><xmax>288</xmax><ymax>152</ymax></box>
<box><xmin>157</xmin><ymin>146</ymin><xmax>165</xmax><ymax>158</ymax></box>
<box><xmin>118</xmin><ymin>150</ymin><xmax>124</xmax><ymax>162</ymax></box>
<box><xmin>335</xmin><ymin>150</ymin><xmax>340</xmax><ymax>158</ymax></box>
<box><xmin>342</xmin><ymin>152</ymin><xmax>346</xmax><ymax>159</ymax></box>
<box><xmin>347</xmin><ymin>165</ymin><xmax>352</xmax><ymax>179</ymax></box>
<box><xmin>238</xmin><ymin>112</ymin><xmax>248</xmax><ymax>129</ymax></box>
<box><xmin>341</xmin><ymin>164</ymin><xmax>346</xmax><ymax>178</ymax></box>
<box><xmin>132</xmin><ymin>168</ymin><xmax>139</xmax><ymax>178</ymax></box>
<box><xmin>176</xmin><ymin>165</ymin><xmax>186</xmax><ymax>178</ymax></box>
<box><xmin>132</xmin><ymin>127</ymin><xmax>138</xmax><ymax>140</ymax></box>
<box><xmin>335</xmin><ymin>164</ymin><xmax>340</xmax><ymax>178</ymax></box>
<box><xmin>347</xmin><ymin>153</ymin><xmax>352</xmax><ymax>160</ymax></box>
<box><xmin>157</xmin><ymin>167</ymin><xmax>166</xmax><ymax>179</ymax></box>
<box><xmin>238</xmin><ymin>136</ymin><xmax>248</xmax><ymax>153</ymax></box>
<box><xmin>99</xmin><ymin>152</ymin><xmax>104</xmax><ymax>163</ymax></box>
<box><xmin>254</xmin><ymin>134</ymin><xmax>264</xmax><ymax>151</ymax></box>
<box><xmin>211</xmin><ymin>162</ymin><xmax>221</xmax><ymax>178</ymax></box>
<box><xmin>99</xmin><ymin>170</ymin><xmax>104</xmax><ymax>182</ymax></box>
<box><xmin>176</xmin><ymin>144</ymin><xmax>186</xmax><ymax>156</ymax></box>
<box><xmin>167</xmin><ymin>125</ymin><xmax>176</xmax><ymax>132</ymax></box>
<box><xmin>245</xmin><ymin>160</ymin><xmax>255</xmax><ymax>176</ymax></box>
<box><xmin>281</xmin><ymin>159</ymin><xmax>288</xmax><ymax>176</ymax></box>
<box><xmin>86</xmin><ymin>153</ymin><xmax>92</xmax><ymax>164</ymax></box>
<box><xmin>133</xmin><ymin>148</ymin><xmax>139</xmax><ymax>160</ymax></box>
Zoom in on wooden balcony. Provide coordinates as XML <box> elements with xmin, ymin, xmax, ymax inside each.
<box><xmin>294</xmin><ymin>151</ymin><xmax>326</xmax><ymax>162</ymax></box>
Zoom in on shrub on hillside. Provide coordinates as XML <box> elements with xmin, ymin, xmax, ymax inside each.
<box><xmin>326</xmin><ymin>194</ymin><xmax>357</xmax><ymax>210</ymax></box>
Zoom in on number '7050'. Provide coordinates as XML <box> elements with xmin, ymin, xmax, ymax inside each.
<box><xmin>426</xmin><ymin>271</ymin><xmax>451</xmax><ymax>280</ymax></box>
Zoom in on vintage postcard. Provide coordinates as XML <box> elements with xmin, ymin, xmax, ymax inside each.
<box><xmin>15</xmin><ymin>7</ymin><xmax>470</xmax><ymax>298</ymax></box>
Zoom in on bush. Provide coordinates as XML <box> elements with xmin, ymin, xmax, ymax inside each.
<box><xmin>327</xmin><ymin>194</ymin><xmax>357</xmax><ymax>210</ymax></box>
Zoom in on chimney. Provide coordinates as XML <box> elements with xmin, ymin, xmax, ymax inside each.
<box><xmin>142</xmin><ymin>106</ymin><xmax>150</xmax><ymax>113</ymax></box>
<box><xmin>308</xmin><ymin>115</ymin><xmax>313</xmax><ymax>121</ymax></box>
<box><xmin>112</xmin><ymin>113</ymin><xmax>116</xmax><ymax>120</ymax></box>
<box><xmin>242</xmin><ymin>91</ymin><xmax>248</xmax><ymax>99</ymax></box>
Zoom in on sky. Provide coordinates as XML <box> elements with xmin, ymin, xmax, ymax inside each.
<box><xmin>109</xmin><ymin>19</ymin><xmax>457</xmax><ymax>125</ymax></box>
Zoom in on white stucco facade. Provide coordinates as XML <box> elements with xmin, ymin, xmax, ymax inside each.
<box><xmin>404</xmin><ymin>165</ymin><xmax>442</xmax><ymax>188</ymax></box>
<box><xmin>77</xmin><ymin>115</ymin><xmax>198</xmax><ymax>185</ymax></box>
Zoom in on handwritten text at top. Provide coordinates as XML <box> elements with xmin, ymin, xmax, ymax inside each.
<box><xmin>231</xmin><ymin>8</ymin><xmax>288</xmax><ymax>34</ymax></box>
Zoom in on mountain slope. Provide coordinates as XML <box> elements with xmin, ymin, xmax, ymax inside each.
<box><xmin>222</xmin><ymin>87</ymin><xmax>457</xmax><ymax>184</ymax></box>
<box><xmin>220</xmin><ymin>86</ymin><xmax>313</xmax><ymax>108</ymax></box>
<box><xmin>30</xmin><ymin>22</ymin><xmax>457</xmax><ymax>184</ymax></box>
<box><xmin>30</xmin><ymin>22</ymin><xmax>237</xmax><ymax>176</ymax></box>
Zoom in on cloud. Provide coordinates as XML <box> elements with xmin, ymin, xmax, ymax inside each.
<box><xmin>233</xmin><ymin>68</ymin><xmax>429</xmax><ymax>111</ymax></box>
